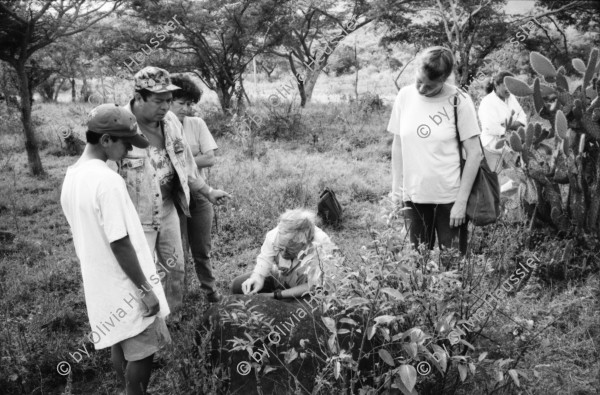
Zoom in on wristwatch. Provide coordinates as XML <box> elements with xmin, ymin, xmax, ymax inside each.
<box><xmin>274</xmin><ymin>290</ymin><xmax>283</xmax><ymax>300</ymax></box>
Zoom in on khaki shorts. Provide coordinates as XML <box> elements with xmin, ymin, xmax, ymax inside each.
<box><xmin>119</xmin><ymin>317</ymin><xmax>171</xmax><ymax>361</ymax></box>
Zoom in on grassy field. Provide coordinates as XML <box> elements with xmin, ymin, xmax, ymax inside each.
<box><xmin>0</xmin><ymin>82</ymin><xmax>599</xmax><ymax>394</ymax></box>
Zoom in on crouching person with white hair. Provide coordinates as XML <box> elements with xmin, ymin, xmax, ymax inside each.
<box><xmin>231</xmin><ymin>209</ymin><xmax>339</xmax><ymax>300</ymax></box>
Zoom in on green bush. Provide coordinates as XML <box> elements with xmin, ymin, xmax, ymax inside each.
<box><xmin>207</xmin><ymin>202</ymin><xmax>563</xmax><ymax>394</ymax></box>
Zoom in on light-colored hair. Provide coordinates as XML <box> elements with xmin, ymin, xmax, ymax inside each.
<box><xmin>277</xmin><ymin>209</ymin><xmax>316</xmax><ymax>245</ymax></box>
<box><xmin>418</xmin><ymin>46</ymin><xmax>455</xmax><ymax>81</ymax></box>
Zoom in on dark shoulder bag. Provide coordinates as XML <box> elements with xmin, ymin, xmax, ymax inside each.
<box><xmin>454</xmin><ymin>96</ymin><xmax>501</xmax><ymax>226</ymax></box>
<box><xmin>318</xmin><ymin>187</ymin><xmax>343</xmax><ymax>225</ymax></box>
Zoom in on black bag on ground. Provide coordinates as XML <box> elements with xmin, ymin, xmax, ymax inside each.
<box><xmin>318</xmin><ymin>188</ymin><xmax>342</xmax><ymax>225</ymax></box>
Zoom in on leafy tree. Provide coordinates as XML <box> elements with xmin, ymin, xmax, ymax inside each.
<box><xmin>271</xmin><ymin>0</ymin><xmax>375</xmax><ymax>106</ymax></box>
<box><xmin>380</xmin><ymin>0</ymin><xmax>586</xmax><ymax>91</ymax></box>
<box><xmin>519</xmin><ymin>1</ymin><xmax>600</xmax><ymax>71</ymax></box>
<box><xmin>0</xmin><ymin>0</ymin><xmax>123</xmax><ymax>175</ymax></box>
<box><xmin>537</xmin><ymin>0</ymin><xmax>600</xmax><ymax>37</ymax></box>
<box><xmin>381</xmin><ymin>0</ymin><xmax>513</xmax><ymax>89</ymax></box>
<box><xmin>42</xmin><ymin>30</ymin><xmax>103</xmax><ymax>102</ymax></box>
<box><xmin>131</xmin><ymin>0</ymin><xmax>292</xmax><ymax>113</ymax></box>
<box><xmin>255</xmin><ymin>54</ymin><xmax>289</xmax><ymax>80</ymax></box>
<box><xmin>37</xmin><ymin>74</ymin><xmax>64</xmax><ymax>102</ymax></box>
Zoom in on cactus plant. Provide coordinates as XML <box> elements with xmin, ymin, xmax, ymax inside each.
<box><xmin>508</xmin><ymin>132</ymin><xmax>523</xmax><ymax>152</ymax></box>
<box><xmin>572</xmin><ymin>58</ymin><xmax>587</xmax><ymax>74</ymax></box>
<box><xmin>503</xmin><ymin>48</ymin><xmax>600</xmax><ymax>234</ymax></box>
<box><xmin>530</xmin><ymin>51</ymin><xmax>557</xmax><ymax>78</ymax></box>
<box><xmin>504</xmin><ymin>76</ymin><xmax>533</xmax><ymax>97</ymax></box>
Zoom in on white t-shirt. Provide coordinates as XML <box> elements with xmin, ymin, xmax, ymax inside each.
<box><xmin>60</xmin><ymin>159</ymin><xmax>170</xmax><ymax>350</ymax></box>
<box><xmin>182</xmin><ymin>116</ymin><xmax>218</xmax><ymax>180</ymax></box>
<box><xmin>478</xmin><ymin>91</ymin><xmax>527</xmax><ymax>153</ymax></box>
<box><xmin>387</xmin><ymin>83</ymin><xmax>481</xmax><ymax>204</ymax></box>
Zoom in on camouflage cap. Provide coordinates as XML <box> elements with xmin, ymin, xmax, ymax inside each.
<box><xmin>134</xmin><ymin>66</ymin><xmax>181</xmax><ymax>93</ymax></box>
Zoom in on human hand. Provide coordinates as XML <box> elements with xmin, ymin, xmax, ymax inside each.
<box><xmin>450</xmin><ymin>201</ymin><xmax>467</xmax><ymax>227</ymax></box>
<box><xmin>141</xmin><ymin>290</ymin><xmax>160</xmax><ymax>317</ymax></box>
<box><xmin>241</xmin><ymin>275</ymin><xmax>265</xmax><ymax>295</ymax></box>
<box><xmin>208</xmin><ymin>189</ymin><xmax>231</xmax><ymax>205</ymax></box>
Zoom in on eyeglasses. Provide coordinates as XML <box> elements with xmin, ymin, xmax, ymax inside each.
<box><xmin>273</xmin><ymin>232</ymin><xmax>306</xmax><ymax>255</ymax></box>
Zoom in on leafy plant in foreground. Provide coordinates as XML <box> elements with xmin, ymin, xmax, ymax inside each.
<box><xmin>216</xmin><ymin>202</ymin><xmax>537</xmax><ymax>394</ymax></box>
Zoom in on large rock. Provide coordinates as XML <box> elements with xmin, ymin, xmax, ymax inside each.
<box><xmin>202</xmin><ymin>294</ymin><xmax>329</xmax><ymax>394</ymax></box>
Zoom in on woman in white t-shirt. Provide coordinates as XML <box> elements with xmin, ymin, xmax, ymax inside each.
<box><xmin>170</xmin><ymin>74</ymin><xmax>222</xmax><ymax>303</ymax></box>
<box><xmin>478</xmin><ymin>71</ymin><xmax>527</xmax><ymax>171</ymax></box>
<box><xmin>387</xmin><ymin>46</ymin><xmax>483</xmax><ymax>255</ymax></box>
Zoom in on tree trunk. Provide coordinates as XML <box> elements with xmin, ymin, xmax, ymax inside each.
<box><xmin>353</xmin><ymin>37</ymin><xmax>359</xmax><ymax>102</ymax></box>
<box><xmin>71</xmin><ymin>78</ymin><xmax>76</xmax><ymax>102</ymax></box>
<box><xmin>39</xmin><ymin>77</ymin><xmax>57</xmax><ymax>102</ymax></box>
<box><xmin>80</xmin><ymin>75</ymin><xmax>91</xmax><ymax>102</ymax></box>
<box><xmin>298</xmin><ymin>68</ymin><xmax>321</xmax><ymax>107</ymax></box>
<box><xmin>288</xmin><ymin>50</ymin><xmax>328</xmax><ymax>107</ymax></box>
<box><xmin>297</xmin><ymin>78</ymin><xmax>306</xmax><ymax>107</ymax></box>
<box><xmin>457</xmin><ymin>57</ymin><xmax>470</xmax><ymax>88</ymax></box>
<box><xmin>53</xmin><ymin>78</ymin><xmax>67</xmax><ymax>101</ymax></box>
<box><xmin>16</xmin><ymin>62</ymin><xmax>45</xmax><ymax>176</ymax></box>
<box><xmin>216</xmin><ymin>84</ymin><xmax>234</xmax><ymax>114</ymax></box>
<box><xmin>235</xmin><ymin>78</ymin><xmax>249</xmax><ymax>112</ymax></box>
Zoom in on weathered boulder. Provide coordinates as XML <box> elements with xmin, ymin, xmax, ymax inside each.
<box><xmin>202</xmin><ymin>294</ymin><xmax>328</xmax><ymax>394</ymax></box>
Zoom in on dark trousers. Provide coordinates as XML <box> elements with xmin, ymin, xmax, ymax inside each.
<box><xmin>404</xmin><ymin>201</ymin><xmax>468</xmax><ymax>255</ymax></box>
<box><xmin>180</xmin><ymin>194</ymin><xmax>217</xmax><ymax>293</ymax></box>
<box><xmin>230</xmin><ymin>272</ymin><xmax>285</xmax><ymax>294</ymax></box>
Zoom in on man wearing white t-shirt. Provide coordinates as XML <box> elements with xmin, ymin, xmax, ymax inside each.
<box><xmin>61</xmin><ymin>104</ymin><xmax>170</xmax><ymax>395</ymax></box>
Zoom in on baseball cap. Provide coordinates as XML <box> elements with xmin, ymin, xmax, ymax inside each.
<box><xmin>87</xmin><ymin>104</ymin><xmax>149</xmax><ymax>148</ymax></box>
<box><xmin>134</xmin><ymin>66</ymin><xmax>181</xmax><ymax>93</ymax></box>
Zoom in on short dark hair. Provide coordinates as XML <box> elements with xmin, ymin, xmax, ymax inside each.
<box><xmin>170</xmin><ymin>74</ymin><xmax>203</xmax><ymax>103</ymax></box>
<box><xmin>135</xmin><ymin>88</ymin><xmax>156</xmax><ymax>101</ymax></box>
<box><xmin>86</xmin><ymin>130</ymin><xmax>118</xmax><ymax>145</ymax></box>
<box><xmin>486</xmin><ymin>70</ymin><xmax>514</xmax><ymax>94</ymax></box>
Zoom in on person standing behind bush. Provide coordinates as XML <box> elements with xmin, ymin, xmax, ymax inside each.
<box><xmin>478</xmin><ymin>71</ymin><xmax>527</xmax><ymax>171</ymax></box>
<box><xmin>170</xmin><ymin>73</ymin><xmax>222</xmax><ymax>303</ymax></box>
<box><xmin>388</xmin><ymin>46</ymin><xmax>482</xmax><ymax>255</ymax></box>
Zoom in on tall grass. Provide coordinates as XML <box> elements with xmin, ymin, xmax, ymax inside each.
<box><xmin>0</xmin><ymin>97</ymin><xmax>598</xmax><ymax>394</ymax></box>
